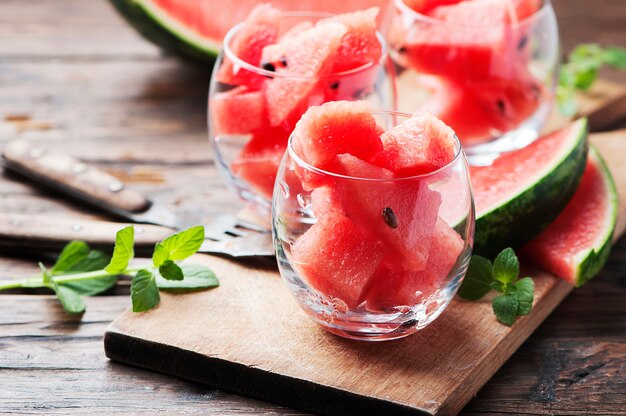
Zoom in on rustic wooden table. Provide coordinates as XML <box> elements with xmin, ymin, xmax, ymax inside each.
<box><xmin>0</xmin><ymin>0</ymin><xmax>624</xmax><ymax>414</ymax></box>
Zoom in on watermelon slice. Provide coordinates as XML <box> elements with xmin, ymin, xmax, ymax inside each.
<box><xmin>472</xmin><ymin>118</ymin><xmax>589</xmax><ymax>256</ymax></box>
<box><xmin>209</xmin><ymin>86</ymin><xmax>266</xmax><ymax>135</ymax></box>
<box><xmin>364</xmin><ymin>218</ymin><xmax>464</xmax><ymax>310</ymax></box>
<box><xmin>216</xmin><ymin>4</ymin><xmax>280</xmax><ymax>88</ymax></box>
<box><xmin>292</xmin><ymin>212</ymin><xmax>384</xmax><ymax>308</ymax></box>
<box><xmin>380</xmin><ymin>110</ymin><xmax>457</xmax><ymax>176</ymax></box>
<box><xmin>524</xmin><ymin>147</ymin><xmax>618</xmax><ymax>286</ymax></box>
<box><xmin>109</xmin><ymin>0</ymin><xmax>388</xmax><ymax>64</ymax></box>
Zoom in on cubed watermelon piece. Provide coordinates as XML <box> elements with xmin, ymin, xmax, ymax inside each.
<box><xmin>292</xmin><ymin>213</ymin><xmax>384</xmax><ymax>308</ymax></box>
<box><xmin>317</xmin><ymin>8</ymin><xmax>382</xmax><ymax>72</ymax></box>
<box><xmin>216</xmin><ymin>4</ymin><xmax>280</xmax><ymax>89</ymax></box>
<box><xmin>335</xmin><ymin>155</ymin><xmax>443</xmax><ymax>270</ymax></box>
<box><xmin>291</xmin><ymin>101</ymin><xmax>386</xmax><ymax>181</ymax></box>
<box><xmin>364</xmin><ymin>218</ymin><xmax>465</xmax><ymax>310</ymax></box>
<box><xmin>310</xmin><ymin>185</ymin><xmax>345</xmax><ymax>217</ymax></box>
<box><xmin>380</xmin><ymin>110</ymin><xmax>457</xmax><ymax>176</ymax></box>
<box><xmin>210</xmin><ymin>86</ymin><xmax>266</xmax><ymax>136</ymax></box>
<box><xmin>230</xmin><ymin>126</ymin><xmax>290</xmax><ymax>199</ymax></box>
<box><xmin>261</xmin><ymin>22</ymin><xmax>347</xmax><ymax>127</ymax></box>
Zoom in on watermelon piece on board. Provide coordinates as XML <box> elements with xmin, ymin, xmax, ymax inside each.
<box><xmin>216</xmin><ymin>4</ymin><xmax>280</xmax><ymax>89</ymax></box>
<box><xmin>335</xmin><ymin>154</ymin><xmax>443</xmax><ymax>270</ymax></box>
<box><xmin>210</xmin><ymin>86</ymin><xmax>266</xmax><ymax>136</ymax></box>
<box><xmin>523</xmin><ymin>146</ymin><xmax>618</xmax><ymax>286</ymax></box>
<box><xmin>292</xmin><ymin>212</ymin><xmax>384</xmax><ymax>308</ymax></box>
<box><xmin>364</xmin><ymin>217</ymin><xmax>464</xmax><ymax>310</ymax></box>
<box><xmin>261</xmin><ymin>22</ymin><xmax>347</xmax><ymax>127</ymax></box>
<box><xmin>380</xmin><ymin>110</ymin><xmax>457</xmax><ymax>176</ymax></box>
<box><xmin>230</xmin><ymin>126</ymin><xmax>290</xmax><ymax>199</ymax></box>
<box><xmin>290</xmin><ymin>101</ymin><xmax>386</xmax><ymax>185</ymax></box>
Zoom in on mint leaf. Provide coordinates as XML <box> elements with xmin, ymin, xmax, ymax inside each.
<box><xmin>61</xmin><ymin>276</ymin><xmax>118</xmax><ymax>296</ymax></box>
<box><xmin>51</xmin><ymin>278</ymin><xmax>86</xmax><ymax>314</ymax></box>
<box><xmin>65</xmin><ymin>250</ymin><xmax>110</xmax><ymax>273</ymax></box>
<box><xmin>458</xmin><ymin>255</ymin><xmax>493</xmax><ymax>300</ymax></box>
<box><xmin>51</xmin><ymin>241</ymin><xmax>90</xmax><ymax>273</ymax></box>
<box><xmin>492</xmin><ymin>294</ymin><xmax>519</xmax><ymax>326</ymax></box>
<box><xmin>158</xmin><ymin>226</ymin><xmax>204</xmax><ymax>261</ymax></box>
<box><xmin>105</xmin><ymin>226</ymin><xmax>134</xmax><ymax>274</ymax></box>
<box><xmin>493</xmin><ymin>248</ymin><xmax>519</xmax><ymax>284</ymax></box>
<box><xmin>156</xmin><ymin>263</ymin><xmax>219</xmax><ymax>292</ymax></box>
<box><xmin>152</xmin><ymin>242</ymin><xmax>169</xmax><ymax>267</ymax></box>
<box><xmin>603</xmin><ymin>47</ymin><xmax>626</xmax><ymax>69</ymax></box>
<box><xmin>158</xmin><ymin>260</ymin><xmax>183</xmax><ymax>281</ymax></box>
<box><xmin>131</xmin><ymin>269</ymin><xmax>160</xmax><ymax>312</ymax></box>
<box><xmin>513</xmin><ymin>277</ymin><xmax>534</xmax><ymax>316</ymax></box>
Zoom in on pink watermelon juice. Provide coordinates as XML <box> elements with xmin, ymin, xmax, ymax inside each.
<box><xmin>272</xmin><ymin>102</ymin><xmax>474</xmax><ymax>341</ymax></box>
<box><xmin>208</xmin><ymin>5</ymin><xmax>395</xmax><ymax>213</ymax></box>
<box><xmin>387</xmin><ymin>0</ymin><xmax>559</xmax><ymax>155</ymax></box>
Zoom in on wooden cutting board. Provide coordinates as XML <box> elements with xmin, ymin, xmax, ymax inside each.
<box><xmin>104</xmin><ymin>132</ymin><xmax>626</xmax><ymax>416</ymax></box>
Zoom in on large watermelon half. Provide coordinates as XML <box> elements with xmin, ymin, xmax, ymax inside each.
<box><xmin>472</xmin><ymin>118</ymin><xmax>589</xmax><ymax>257</ymax></box>
<box><xmin>109</xmin><ymin>0</ymin><xmax>389</xmax><ymax>64</ymax></box>
<box><xmin>524</xmin><ymin>146</ymin><xmax>618</xmax><ymax>286</ymax></box>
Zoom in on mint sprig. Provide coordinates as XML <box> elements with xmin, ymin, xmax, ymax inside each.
<box><xmin>458</xmin><ymin>248</ymin><xmax>534</xmax><ymax>326</ymax></box>
<box><xmin>0</xmin><ymin>225</ymin><xmax>218</xmax><ymax>314</ymax></box>
<box><xmin>558</xmin><ymin>44</ymin><xmax>626</xmax><ymax>116</ymax></box>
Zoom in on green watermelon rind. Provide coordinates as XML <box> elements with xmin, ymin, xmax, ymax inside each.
<box><xmin>109</xmin><ymin>0</ymin><xmax>220</xmax><ymax>64</ymax></box>
<box><xmin>572</xmin><ymin>146</ymin><xmax>618</xmax><ymax>287</ymax></box>
<box><xmin>474</xmin><ymin>118</ymin><xmax>589</xmax><ymax>257</ymax></box>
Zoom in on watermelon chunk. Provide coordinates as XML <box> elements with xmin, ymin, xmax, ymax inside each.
<box><xmin>291</xmin><ymin>101</ymin><xmax>385</xmax><ymax>177</ymax></box>
<box><xmin>262</xmin><ymin>22</ymin><xmax>347</xmax><ymax>127</ymax></box>
<box><xmin>210</xmin><ymin>86</ymin><xmax>266</xmax><ymax>136</ymax></box>
<box><xmin>292</xmin><ymin>213</ymin><xmax>384</xmax><ymax>308</ymax></box>
<box><xmin>310</xmin><ymin>185</ymin><xmax>345</xmax><ymax>217</ymax></box>
<box><xmin>402</xmin><ymin>0</ymin><xmax>463</xmax><ymax>14</ymax></box>
<box><xmin>380</xmin><ymin>110</ymin><xmax>457</xmax><ymax>176</ymax></box>
<box><xmin>317</xmin><ymin>8</ymin><xmax>382</xmax><ymax>73</ymax></box>
<box><xmin>335</xmin><ymin>154</ymin><xmax>443</xmax><ymax>270</ymax></box>
<box><xmin>364</xmin><ymin>218</ymin><xmax>465</xmax><ymax>310</ymax></box>
<box><xmin>216</xmin><ymin>4</ymin><xmax>280</xmax><ymax>89</ymax></box>
<box><xmin>523</xmin><ymin>147</ymin><xmax>618</xmax><ymax>286</ymax></box>
<box><xmin>472</xmin><ymin>118</ymin><xmax>589</xmax><ymax>256</ymax></box>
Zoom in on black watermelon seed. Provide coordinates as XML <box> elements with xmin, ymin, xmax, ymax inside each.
<box><xmin>398</xmin><ymin>46</ymin><xmax>407</xmax><ymax>53</ymax></box>
<box><xmin>329</xmin><ymin>81</ymin><xmax>340</xmax><ymax>90</ymax></box>
<box><xmin>517</xmin><ymin>36</ymin><xmax>528</xmax><ymax>51</ymax></box>
<box><xmin>280</xmin><ymin>56</ymin><xmax>288</xmax><ymax>67</ymax></box>
<box><xmin>496</xmin><ymin>99</ymin><xmax>506</xmax><ymax>115</ymax></box>
<box><xmin>382</xmin><ymin>207</ymin><xmax>399</xmax><ymax>229</ymax></box>
<box><xmin>261</xmin><ymin>61</ymin><xmax>276</xmax><ymax>78</ymax></box>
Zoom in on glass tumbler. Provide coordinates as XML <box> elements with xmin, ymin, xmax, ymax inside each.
<box><xmin>209</xmin><ymin>12</ymin><xmax>397</xmax><ymax>216</ymax></box>
<box><xmin>387</xmin><ymin>0</ymin><xmax>559</xmax><ymax>163</ymax></box>
<box><xmin>272</xmin><ymin>110</ymin><xmax>475</xmax><ymax>341</ymax></box>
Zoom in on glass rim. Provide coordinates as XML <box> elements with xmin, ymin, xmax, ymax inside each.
<box><xmin>287</xmin><ymin>109</ymin><xmax>464</xmax><ymax>182</ymax></box>
<box><xmin>394</xmin><ymin>0</ymin><xmax>553</xmax><ymax>26</ymax></box>
<box><xmin>222</xmin><ymin>11</ymin><xmax>389</xmax><ymax>81</ymax></box>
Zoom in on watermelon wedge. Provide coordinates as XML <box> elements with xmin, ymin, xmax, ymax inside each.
<box><xmin>524</xmin><ymin>147</ymin><xmax>618</xmax><ymax>286</ymax></box>
<box><xmin>109</xmin><ymin>0</ymin><xmax>388</xmax><ymax>64</ymax></box>
<box><xmin>472</xmin><ymin>118</ymin><xmax>589</xmax><ymax>256</ymax></box>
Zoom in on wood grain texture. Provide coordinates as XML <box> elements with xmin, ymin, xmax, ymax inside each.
<box><xmin>0</xmin><ymin>0</ymin><xmax>625</xmax><ymax>414</ymax></box>
<box><xmin>103</xmin><ymin>133</ymin><xmax>626</xmax><ymax>416</ymax></box>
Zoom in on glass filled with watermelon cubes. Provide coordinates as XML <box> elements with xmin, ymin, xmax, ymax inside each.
<box><xmin>209</xmin><ymin>5</ymin><xmax>396</xmax><ymax>214</ymax></box>
<box><xmin>272</xmin><ymin>101</ymin><xmax>474</xmax><ymax>341</ymax></box>
<box><xmin>387</xmin><ymin>0</ymin><xmax>559</xmax><ymax>162</ymax></box>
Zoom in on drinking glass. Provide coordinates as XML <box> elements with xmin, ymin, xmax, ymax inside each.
<box><xmin>272</xmin><ymin>110</ymin><xmax>474</xmax><ymax>341</ymax></box>
<box><xmin>387</xmin><ymin>0</ymin><xmax>559</xmax><ymax>164</ymax></box>
<box><xmin>209</xmin><ymin>12</ymin><xmax>396</xmax><ymax>216</ymax></box>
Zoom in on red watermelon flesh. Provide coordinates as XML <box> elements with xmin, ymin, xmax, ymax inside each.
<box><xmin>230</xmin><ymin>126</ymin><xmax>290</xmax><ymax>198</ymax></box>
<box><xmin>364</xmin><ymin>217</ymin><xmax>464</xmax><ymax>310</ymax></box>
<box><xmin>335</xmin><ymin>154</ymin><xmax>443</xmax><ymax>270</ymax></box>
<box><xmin>523</xmin><ymin>148</ymin><xmax>617</xmax><ymax>286</ymax></box>
<box><xmin>210</xmin><ymin>86</ymin><xmax>266</xmax><ymax>136</ymax></box>
<box><xmin>291</xmin><ymin>101</ymin><xmax>385</xmax><ymax>179</ymax></box>
<box><xmin>279</xmin><ymin>21</ymin><xmax>313</xmax><ymax>39</ymax></box>
<box><xmin>402</xmin><ymin>0</ymin><xmax>463</xmax><ymax>15</ymax></box>
<box><xmin>216</xmin><ymin>4</ymin><xmax>280</xmax><ymax>89</ymax></box>
<box><xmin>317</xmin><ymin>8</ymin><xmax>382</xmax><ymax>73</ymax></box>
<box><xmin>380</xmin><ymin>110</ymin><xmax>457</xmax><ymax>176</ymax></box>
<box><xmin>292</xmin><ymin>212</ymin><xmax>384</xmax><ymax>308</ymax></box>
<box><xmin>310</xmin><ymin>185</ymin><xmax>345</xmax><ymax>217</ymax></box>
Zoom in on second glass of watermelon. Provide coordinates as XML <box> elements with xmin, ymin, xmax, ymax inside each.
<box><xmin>209</xmin><ymin>6</ymin><xmax>396</xmax><ymax>215</ymax></box>
<box><xmin>387</xmin><ymin>0</ymin><xmax>559</xmax><ymax>162</ymax></box>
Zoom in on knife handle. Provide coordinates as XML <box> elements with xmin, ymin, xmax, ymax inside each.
<box><xmin>2</xmin><ymin>141</ymin><xmax>150</xmax><ymax>213</ymax></box>
<box><xmin>0</xmin><ymin>213</ymin><xmax>171</xmax><ymax>254</ymax></box>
